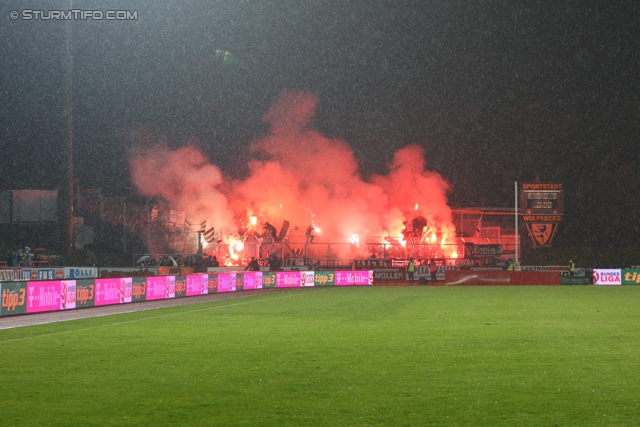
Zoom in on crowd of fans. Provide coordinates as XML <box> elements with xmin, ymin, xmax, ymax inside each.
<box><xmin>136</xmin><ymin>253</ymin><xmax>222</xmax><ymax>267</ymax></box>
<box><xmin>5</xmin><ymin>246</ymin><xmax>34</xmax><ymax>266</ymax></box>
<box><xmin>135</xmin><ymin>252</ymin><xmax>288</xmax><ymax>271</ymax></box>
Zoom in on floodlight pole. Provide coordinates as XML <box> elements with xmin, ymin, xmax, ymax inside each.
<box><xmin>123</xmin><ymin>200</ymin><xmax>126</xmax><ymax>253</ymax></box>
<box><xmin>515</xmin><ymin>181</ymin><xmax>519</xmax><ymax>265</ymax></box>
<box><xmin>147</xmin><ymin>205</ymin><xmax>151</xmax><ymax>250</ymax></box>
<box><xmin>66</xmin><ymin>0</ymin><xmax>74</xmax><ymax>252</ymax></box>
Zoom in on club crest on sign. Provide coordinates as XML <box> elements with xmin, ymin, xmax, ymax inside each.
<box><xmin>523</xmin><ymin>220</ymin><xmax>560</xmax><ymax>247</ymax></box>
<box><xmin>531</xmin><ymin>223</ymin><xmax>553</xmax><ymax>245</ymax></box>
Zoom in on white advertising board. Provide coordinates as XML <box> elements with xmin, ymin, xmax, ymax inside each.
<box><xmin>592</xmin><ymin>269</ymin><xmax>621</xmax><ymax>285</ymax></box>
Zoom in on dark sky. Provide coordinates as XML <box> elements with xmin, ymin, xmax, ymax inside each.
<box><xmin>1</xmin><ymin>1</ymin><xmax>639</xmax><ymax>246</ymax></box>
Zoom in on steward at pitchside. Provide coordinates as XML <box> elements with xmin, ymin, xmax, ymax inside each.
<box><xmin>407</xmin><ymin>258</ymin><xmax>416</xmax><ymax>285</ymax></box>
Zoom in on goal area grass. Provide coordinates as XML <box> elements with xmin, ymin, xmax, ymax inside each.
<box><xmin>1</xmin><ymin>286</ymin><xmax>639</xmax><ymax>426</ymax></box>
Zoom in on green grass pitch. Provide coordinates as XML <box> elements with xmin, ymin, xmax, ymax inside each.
<box><xmin>1</xmin><ymin>286</ymin><xmax>639</xmax><ymax>426</ymax></box>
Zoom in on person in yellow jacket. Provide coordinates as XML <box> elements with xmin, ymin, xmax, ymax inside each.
<box><xmin>407</xmin><ymin>258</ymin><xmax>416</xmax><ymax>285</ymax></box>
<box><xmin>569</xmin><ymin>259</ymin><xmax>575</xmax><ymax>278</ymax></box>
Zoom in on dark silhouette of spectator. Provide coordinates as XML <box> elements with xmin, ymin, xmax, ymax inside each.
<box><xmin>305</xmin><ymin>225</ymin><xmax>315</xmax><ymax>243</ymax></box>
<box><xmin>412</xmin><ymin>216</ymin><xmax>427</xmax><ymax>237</ymax></box>
<box><xmin>245</xmin><ymin>257</ymin><xmax>260</xmax><ymax>271</ymax></box>
<box><xmin>268</xmin><ymin>254</ymin><xmax>281</xmax><ymax>271</ymax></box>
<box><xmin>10</xmin><ymin>249</ymin><xmax>20</xmax><ymax>266</ymax></box>
<box><xmin>210</xmin><ymin>256</ymin><xmax>220</xmax><ymax>267</ymax></box>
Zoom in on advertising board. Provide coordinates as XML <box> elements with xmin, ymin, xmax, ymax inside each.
<box><xmin>217</xmin><ymin>273</ymin><xmax>236</xmax><ymax>293</ymax></box>
<box><xmin>99</xmin><ymin>267</ymin><xmax>159</xmax><ymax>278</ymax></box>
<box><xmin>208</xmin><ymin>273</ymin><xmax>218</xmax><ymax>293</ymax></box>
<box><xmin>314</xmin><ymin>271</ymin><xmax>335</xmax><ymax>286</ymax></box>
<box><xmin>262</xmin><ymin>272</ymin><xmax>276</xmax><ymax>288</ymax></box>
<box><xmin>1</xmin><ymin>268</ymin><xmax>384</xmax><ymax>319</ymax></box>
<box><xmin>242</xmin><ymin>272</ymin><xmax>262</xmax><ymax>290</ymax></box>
<box><xmin>464</xmin><ymin>244</ymin><xmax>503</xmax><ymax>258</ymax></box>
<box><xmin>521</xmin><ymin>266</ymin><xmax>586</xmax><ymax>278</ymax></box>
<box><xmin>65</xmin><ymin>267</ymin><xmax>98</xmax><ymax>279</ymax></box>
<box><xmin>592</xmin><ymin>269</ymin><xmax>621</xmax><ymax>285</ymax></box>
<box><xmin>354</xmin><ymin>259</ymin><xmax>392</xmax><ymax>269</ymax></box>
<box><xmin>371</xmin><ymin>267</ymin><xmax>405</xmax><ymax>282</ymax></box>
<box><xmin>0</xmin><ymin>268</ymin><xmax>29</xmax><ymax>282</ymax></box>
<box><xmin>0</xmin><ymin>268</ymin><xmax>64</xmax><ymax>282</ymax></box>
<box><xmin>27</xmin><ymin>281</ymin><xmax>61</xmax><ymax>313</ymax></box>
<box><xmin>621</xmin><ymin>269</ymin><xmax>640</xmax><ymax>285</ymax></box>
<box><xmin>60</xmin><ymin>280</ymin><xmax>77</xmax><ymax>310</ymax></box>
<box><xmin>95</xmin><ymin>278</ymin><xmax>123</xmax><ymax>306</ymax></box>
<box><xmin>146</xmin><ymin>276</ymin><xmax>168</xmax><ymax>300</ymax></box>
<box><xmin>186</xmin><ymin>274</ymin><xmax>209</xmax><ymax>296</ymax></box>
<box><xmin>75</xmin><ymin>279</ymin><xmax>95</xmax><ymax>307</ymax></box>
<box><xmin>1</xmin><ymin>282</ymin><xmax>27</xmax><ymax>315</ymax></box>
<box><xmin>276</xmin><ymin>271</ymin><xmax>301</xmax><ymax>288</ymax></box>
<box><xmin>301</xmin><ymin>271</ymin><xmax>315</xmax><ymax>287</ymax></box>
<box><xmin>236</xmin><ymin>273</ymin><xmax>244</xmax><ymax>291</ymax></box>
<box><xmin>415</xmin><ymin>266</ymin><xmax>455</xmax><ymax>282</ymax></box>
<box><xmin>335</xmin><ymin>271</ymin><xmax>373</xmax><ymax>286</ymax></box>
<box><xmin>132</xmin><ymin>277</ymin><xmax>147</xmax><ymax>302</ymax></box>
<box><xmin>31</xmin><ymin>268</ymin><xmax>65</xmax><ymax>281</ymax></box>
<box><xmin>166</xmin><ymin>276</ymin><xmax>176</xmax><ymax>298</ymax></box>
<box><xmin>175</xmin><ymin>276</ymin><xmax>187</xmax><ymax>298</ymax></box>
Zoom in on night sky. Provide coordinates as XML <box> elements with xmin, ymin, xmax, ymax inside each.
<box><xmin>1</xmin><ymin>1</ymin><xmax>639</xmax><ymax>246</ymax></box>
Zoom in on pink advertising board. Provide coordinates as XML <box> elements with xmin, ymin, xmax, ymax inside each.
<box><xmin>146</xmin><ymin>276</ymin><xmax>168</xmax><ymax>300</ymax></box>
<box><xmin>276</xmin><ymin>271</ymin><xmax>301</xmax><ymax>288</ymax></box>
<box><xmin>95</xmin><ymin>278</ymin><xmax>123</xmax><ymax>306</ymax></box>
<box><xmin>335</xmin><ymin>270</ymin><xmax>373</xmax><ymax>286</ymax></box>
<box><xmin>217</xmin><ymin>273</ymin><xmax>236</xmax><ymax>293</ymax></box>
<box><xmin>242</xmin><ymin>272</ymin><xmax>262</xmax><ymax>290</ymax></box>
<box><xmin>356</xmin><ymin>270</ymin><xmax>374</xmax><ymax>285</ymax></box>
<box><xmin>27</xmin><ymin>281</ymin><xmax>61</xmax><ymax>313</ymax></box>
<box><xmin>186</xmin><ymin>274</ymin><xmax>209</xmax><ymax>296</ymax></box>
<box><xmin>200</xmin><ymin>274</ymin><xmax>209</xmax><ymax>294</ymax></box>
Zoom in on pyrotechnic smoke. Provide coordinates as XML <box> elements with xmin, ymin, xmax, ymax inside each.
<box><xmin>129</xmin><ymin>90</ymin><xmax>456</xmax><ymax>252</ymax></box>
<box><xmin>129</xmin><ymin>143</ymin><xmax>235</xmax><ymax>232</ymax></box>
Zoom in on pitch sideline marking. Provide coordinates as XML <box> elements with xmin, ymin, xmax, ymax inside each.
<box><xmin>0</xmin><ymin>289</ymin><xmax>327</xmax><ymax>345</ymax></box>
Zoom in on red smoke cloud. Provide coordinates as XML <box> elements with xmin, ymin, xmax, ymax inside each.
<box><xmin>129</xmin><ymin>90</ymin><xmax>456</xmax><ymax>251</ymax></box>
<box><xmin>129</xmin><ymin>144</ymin><xmax>234</xmax><ymax>231</ymax></box>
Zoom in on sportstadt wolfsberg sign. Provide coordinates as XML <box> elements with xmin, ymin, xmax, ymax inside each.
<box><xmin>520</xmin><ymin>183</ymin><xmax>564</xmax><ymax>247</ymax></box>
